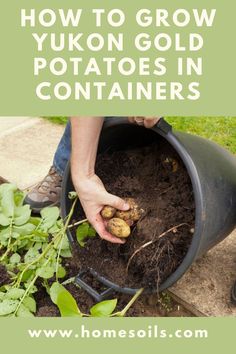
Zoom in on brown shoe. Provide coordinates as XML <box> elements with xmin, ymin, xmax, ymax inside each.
<box><xmin>24</xmin><ymin>166</ymin><xmax>63</xmax><ymax>213</ymax></box>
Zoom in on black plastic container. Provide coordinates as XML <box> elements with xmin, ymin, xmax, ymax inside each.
<box><xmin>61</xmin><ymin>118</ymin><xmax>236</xmax><ymax>295</ymax></box>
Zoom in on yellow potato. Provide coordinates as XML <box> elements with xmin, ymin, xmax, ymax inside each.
<box><xmin>124</xmin><ymin>198</ymin><xmax>138</xmax><ymax>209</ymax></box>
<box><xmin>101</xmin><ymin>205</ymin><xmax>117</xmax><ymax>219</ymax></box>
<box><xmin>171</xmin><ymin>159</ymin><xmax>179</xmax><ymax>173</ymax></box>
<box><xmin>107</xmin><ymin>218</ymin><xmax>131</xmax><ymax>238</ymax></box>
<box><xmin>163</xmin><ymin>157</ymin><xmax>179</xmax><ymax>172</ymax></box>
<box><xmin>115</xmin><ymin>210</ymin><xmax>132</xmax><ymax>221</ymax></box>
<box><xmin>115</xmin><ymin>198</ymin><xmax>144</xmax><ymax>222</ymax></box>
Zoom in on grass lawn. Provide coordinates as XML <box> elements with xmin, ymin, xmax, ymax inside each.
<box><xmin>166</xmin><ymin>117</ymin><xmax>236</xmax><ymax>154</ymax></box>
<box><xmin>44</xmin><ymin>117</ymin><xmax>236</xmax><ymax>154</ymax></box>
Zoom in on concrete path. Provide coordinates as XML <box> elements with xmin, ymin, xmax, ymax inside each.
<box><xmin>170</xmin><ymin>230</ymin><xmax>236</xmax><ymax>316</ymax></box>
<box><xmin>0</xmin><ymin>117</ymin><xmax>64</xmax><ymax>189</ymax></box>
<box><xmin>0</xmin><ymin>116</ymin><xmax>235</xmax><ymax>316</ymax></box>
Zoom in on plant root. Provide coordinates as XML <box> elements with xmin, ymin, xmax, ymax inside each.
<box><xmin>126</xmin><ymin>223</ymin><xmax>188</xmax><ymax>272</ymax></box>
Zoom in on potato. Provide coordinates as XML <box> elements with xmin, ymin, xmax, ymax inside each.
<box><xmin>171</xmin><ymin>159</ymin><xmax>179</xmax><ymax>173</ymax></box>
<box><xmin>101</xmin><ymin>205</ymin><xmax>117</xmax><ymax>219</ymax></box>
<box><xmin>107</xmin><ymin>218</ymin><xmax>131</xmax><ymax>238</ymax></box>
<box><xmin>124</xmin><ymin>219</ymin><xmax>134</xmax><ymax>227</ymax></box>
<box><xmin>115</xmin><ymin>198</ymin><xmax>144</xmax><ymax>222</ymax></box>
<box><xmin>124</xmin><ymin>198</ymin><xmax>138</xmax><ymax>209</ymax></box>
<box><xmin>163</xmin><ymin>157</ymin><xmax>179</xmax><ymax>172</ymax></box>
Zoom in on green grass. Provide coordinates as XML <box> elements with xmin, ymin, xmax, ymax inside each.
<box><xmin>44</xmin><ymin>117</ymin><xmax>236</xmax><ymax>154</ymax></box>
<box><xmin>166</xmin><ymin>117</ymin><xmax>236</xmax><ymax>154</ymax></box>
<box><xmin>44</xmin><ymin>117</ymin><xmax>68</xmax><ymax>125</ymax></box>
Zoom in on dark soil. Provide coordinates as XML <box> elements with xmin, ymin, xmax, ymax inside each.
<box><xmin>0</xmin><ymin>264</ymin><xmax>11</xmax><ymax>287</ymax></box>
<box><xmin>70</xmin><ymin>142</ymin><xmax>195</xmax><ymax>292</ymax></box>
<box><xmin>34</xmin><ymin>270</ymin><xmax>193</xmax><ymax>317</ymax></box>
<box><xmin>61</xmin><ymin>255</ymin><xmax>194</xmax><ymax>317</ymax></box>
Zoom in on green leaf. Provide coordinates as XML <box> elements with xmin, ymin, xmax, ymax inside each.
<box><xmin>13</xmin><ymin>223</ymin><xmax>36</xmax><ymax>235</ymax></box>
<box><xmin>88</xmin><ymin>226</ymin><xmax>96</xmax><ymax>237</ymax></box>
<box><xmin>17</xmin><ymin>239</ymin><xmax>30</xmax><ymax>250</ymax></box>
<box><xmin>90</xmin><ymin>299</ymin><xmax>117</xmax><ymax>317</ymax></box>
<box><xmin>60</xmin><ymin>249</ymin><xmax>72</xmax><ymax>258</ymax></box>
<box><xmin>32</xmin><ymin>230</ymin><xmax>48</xmax><ymax>239</ymax></box>
<box><xmin>14</xmin><ymin>205</ymin><xmax>31</xmax><ymax>226</ymax></box>
<box><xmin>28</xmin><ymin>217</ymin><xmax>41</xmax><ymax>227</ymax></box>
<box><xmin>0</xmin><ymin>299</ymin><xmax>19</xmax><ymax>316</ymax></box>
<box><xmin>0</xmin><ymin>185</ymin><xmax>16</xmax><ymax>218</ymax></box>
<box><xmin>23</xmin><ymin>297</ymin><xmax>36</xmax><ymax>313</ymax></box>
<box><xmin>5</xmin><ymin>288</ymin><xmax>25</xmax><ymax>300</ymax></box>
<box><xmin>76</xmin><ymin>223</ymin><xmax>89</xmax><ymax>247</ymax></box>
<box><xmin>49</xmin><ymin>282</ymin><xmax>61</xmax><ymax>304</ymax></box>
<box><xmin>50</xmin><ymin>282</ymin><xmax>82</xmax><ymax>317</ymax></box>
<box><xmin>0</xmin><ymin>214</ymin><xmax>10</xmax><ymax>226</ymax></box>
<box><xmin>24</xmin><ymin>284</ymin><xmax>37</xmax><ymax>295</ymax></box>
<box><xmin>40</xmin><ymin>207</ymin><xmax>60</xmax><ymax>230</ymax></box>
<box><xmin>24</xmin><ymin>248</ymin><xmax>40</xmax><ymax>263</ymax></box>
<box><xmin>0</xmin><ymin>183</ymin><xmax>17</xmax><ymax>196</ymax></box>
<box><xmin>13</xmin><ymin>190</ymin><xmax>25</xmax><ymax>207</ymax></box>
<box><xmin>16</xmin><ymin>304</ymin><xmax>34</xmax><ymax>318</ymax></box>
<box><xmin>21</xmin><ymin>269</ymin><xmax>34</xmax><ymax>283</ymax></box>
<box><xmin>48</xmin><ymin>223</ymin><xmax>60</xmax><ymax>234</ymax></box>
<box><xmin>33</xmin><ymin>242</ymin><xmax>43</xmax><ymax>251</ymax></box>
<box><xmin>0</xmin><ymin>228</ymin><xmax>11</xmax><ymax>242</ymax></box>
<box><xmin>54</xmin><ymin>235</ymin><xmax>70</xmax><ymax>251</ymax></box>
<box><xmin>57</xmin><ymin>266</ymin><xmax>67</xmax><ymax>279</ymax></box>
<box><xmin>9</xmin><ymin>253</ymin><xmax>21</xmax><ymax>264</ymax></box>
<box><xmin>57</xmin><ymin>291</ymin><xmax>81</xmax><ymax>317</ymax></box>
<box><xmin>36</xmin><ymin>266</ymin><xmax>55</xmax><ymax>279</ymax></box>
<box><xmin>12</xmin><ymin>223</ymin><xmax>35</xmax><ymax>237</ymax></box>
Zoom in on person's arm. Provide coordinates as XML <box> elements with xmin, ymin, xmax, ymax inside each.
<box><xmin>70</xmin><ymin>117</ymin><xmax>129</xmax><ymax>244</ymax></box>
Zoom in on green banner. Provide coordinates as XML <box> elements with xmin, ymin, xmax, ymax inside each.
<box><xmin>0</xmin><ymin>318</ymin><xmax>235</xmax><ymax>354</ymax></box>
<box><xmin>0</xmin><ymin>0</ymin><xmax>235</xmax><ymax>115</ymax></box>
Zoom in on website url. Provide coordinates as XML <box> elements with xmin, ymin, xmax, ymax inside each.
<box><xmin>27</xmin><ymin>325</ymin><xmax>208</xmax><ymax>339</ymax></box>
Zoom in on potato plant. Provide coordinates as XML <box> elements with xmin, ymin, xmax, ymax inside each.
<box><xmin>0</xmin><ymin>184</ymin><xmax>142</xmax><ymax>317</ymax></box>
<box><xmin>0</xmin><ymin>183</ymin><xmax>73</xmax><ymax>317</ymax></box>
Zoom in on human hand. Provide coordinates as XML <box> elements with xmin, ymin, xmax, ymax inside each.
<box><xmin>128</xmin><ymin>116</ymin><xmax>161</xmax><ymax>128</ymax></box>
<box><xmin>74</xmin><ymin>174</ymin><xmax>130</xmax><ymax>244</ymax></box>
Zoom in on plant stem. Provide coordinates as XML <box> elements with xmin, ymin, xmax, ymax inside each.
<box><xmin>15</xmin><ymin>198</ymin><xmax>78</xmax><ymax>288</ymax></box>
<box><xmin>0</xmin><ymin>234</ymin><xmax>47</xmax><ymax>263</ymax></box>
<box><xmin>14</xmin><ymin>253</ymin><xmax>52</xmax><ymax>316</ymax></box>
<box><xmin>111</xmin><ymin>288</ymin><xmax>144</xmax><ymax>317</ymax></box>
<box><xmin>0</xmin><ymin>219</ymin><xmax>13</xmax><ymax>262</ymax></box>
<box><xmin>61</xmin><ymin>277</ymin><xmax>76</xmax><ymax>286</ymax></box>
<box><xmin>13</xmin><ymin>274</ymin><xmax>38</xmax><ymax>316</ymax></box>
<box><xmin>14</xmin><ymin>234</ymin><xmax>59</xmax><ymax>287</ymax></box>
<box><xmin>55</xmin><ymin>198</ymin><xmax>78</xmax><ymax>281</ymax></box>
<box><xmin>68</xmin><ymin>218</ymin><xmax>88</xmax><ymax>229</ymax></box>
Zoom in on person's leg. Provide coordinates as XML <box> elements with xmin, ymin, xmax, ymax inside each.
<box><xmin>53</xmin><ymin>121</ymin><xmax>71</xmax><ymax>176</ymax></box>
<box><xmin>24</xmin><ymin>121</ymin><xmax>71</xmax><ymax>212</ymax></box>
<box><xmin>25</xmin><ymin>117</ymin><xmax>121</xmax><ymax>212</ymax></box>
